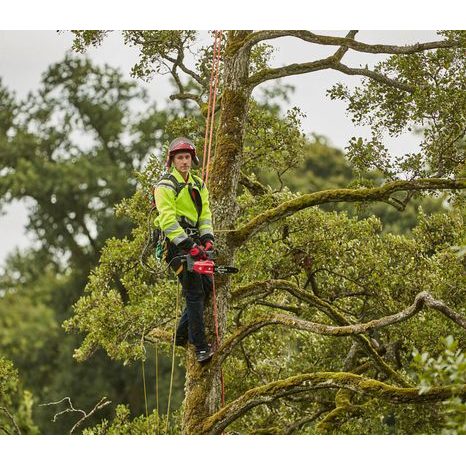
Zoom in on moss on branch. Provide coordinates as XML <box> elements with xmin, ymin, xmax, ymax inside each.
<box><xmin>229</xmin><ymin>178</ymin><xmax>466</xmax><ymax>246</ymax></box>
<box><xmin>199</xmin><ymin>371</ymin><xmax>466</xmax><ymax>434</ymax></box>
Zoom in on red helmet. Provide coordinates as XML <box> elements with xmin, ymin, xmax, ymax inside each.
<box><xmin>166</xmin><ymin>137</ymin><xmax>200</xmax><ymax>168</ymax></box>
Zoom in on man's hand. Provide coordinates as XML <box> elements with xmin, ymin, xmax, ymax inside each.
<box><xmin>204</xmin><ymin>241</ymin><xmax>214</xmax><ymax>252</ymax></box>
<box><xmin>189</xmin><ymin>244</ymin><xmax>207</xmax><ymax>260</ymax></box>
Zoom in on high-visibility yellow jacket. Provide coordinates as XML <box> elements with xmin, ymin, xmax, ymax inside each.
<box><xmin>154</xmin><ymin>168</ymin><xmax>214</xmax><ymax>247</ymax></box>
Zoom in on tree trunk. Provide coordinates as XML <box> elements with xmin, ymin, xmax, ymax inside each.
<box><xmin>182</xmin><ymin>30</ymin><xmax>252</xmax><ymax>434</ymax></box>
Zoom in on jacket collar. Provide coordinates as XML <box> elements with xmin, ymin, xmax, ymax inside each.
<box><xmin>171</xmin><ymin>167</ymin><xmax>195</xmax><ymax>184</ymax></box>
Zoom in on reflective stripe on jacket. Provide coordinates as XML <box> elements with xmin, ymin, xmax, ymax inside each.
<box><xmin>154</xmin><ymin>168</ymin><xmax>214</xmax><ymax>245</ymax></box>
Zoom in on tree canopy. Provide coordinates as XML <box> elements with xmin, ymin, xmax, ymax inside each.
<box><xmin>62</xmin><ymin>30</ymin><xmax>465</xmax><ymax>434</ymax></box>
<box><xmin>1</xmin><ymin>30</ymin><xmax>465</xmax><ymax>435</ymax></box>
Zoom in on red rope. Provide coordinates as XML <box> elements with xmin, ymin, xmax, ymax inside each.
<box><xmin>202</xmin><ymin>30</ymin><xmax>222</xmax><ymax>185</ymax></box>
<box><xmin>202</xmin><ymin>30</ymin><xmax>225</xmax><ymax>409</ymax></box>
<box><xmin>201</xmin><ymin>31</ymin><xmax>219</xmax><ymax>181</ymax></box>
<box><xmin>211</xmin><ymin>274</ymin><xmax>225</xmax><ymax>407</ymax></box>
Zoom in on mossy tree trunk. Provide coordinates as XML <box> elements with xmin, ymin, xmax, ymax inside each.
<box><xmin>182</xmin><ymin>31</ymin><xmax>253</xmax><ymax>434</ymax></box>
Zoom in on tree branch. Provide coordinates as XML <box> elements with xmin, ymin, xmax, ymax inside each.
<box><xmin>329</xmin><ymin>62</ymin><xmax>414</xmax><ymax>92</ymax></box>
<box><xmin>229</xmin><ymin>278</ymin><xmax>466</xmax><ymax>386</ymax></box>
<box><xmin>284</xmin><ymin>407</ymin><xmax>330</xmax><ymax>434</ymax></box>
<box><xmin>163</xmin><ymin>48</ymin><xmax>206</xmax><ymax>87</ymax></box>
<box><xmin>228</xmin><ymin>178</ymin><xmax>466</xmax><ymax>247</ymax></box>
<box><xmin>249</xmin><ymin>56</ymin><xmax>414</xmax><ymax>92</ymax></box>
<box><xmin>200</xmin><ymin>371</ymin><xmax>466</xmax><ymax>434</ymax></box>
<box><xmin>40</xmin><ymin>396</ymin><xmax>111</xmax><ymax>434</ymax></box>
<box><xmin>0</xmin><ymin>407</ymin><xmax>21</xmax><ymax>435</ymax></box>
<box><xmin>169</xmin><ymin>92</ymin><xmax>203</xmax><ymax>107</ymax></box>
<box><xmin>241</xmin><ymin>30</ymin><xmax>460</xmax><ymax>55</ymax></box>
<box><xmin>215</xmin><ymin>290</ymin><xmax>465</xmax><ymax>368</ymax></box>
<box><xmin>248</xmin><ymin>56</ymin><xmax>335</xmax><ymax>89</ymax></box>
<box><xmin>239</xmin><ymin>171</ymin><xmax>269</xmax><ymax>196</ymax></box>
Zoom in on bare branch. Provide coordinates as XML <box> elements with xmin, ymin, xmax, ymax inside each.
<box><xmin>241</xmin><ymin>30</ymin><xmax>460</xmax><ymax>55</ymax></box>
<box><xmin>248</xmin><ymin>56</ymin><xmax>335</xmax><ymax>89</ymax></box>
<box><xmin>163</xmin><ymin>48</ymin><xmax>206</xmax><ymax>87</ymax></box>
<box><xmin>40</xmin><ymin>396</ymin><xmax>111</xmax><ymax>434</ymax></box>
<box><xmin>329</xmin><ymin>62</ymin><xmax>414</xmax><ymax>92</ymax></box>
<box><xmin>331</xmin><ymin>30</ymin><xmax>359</xmax><ymax>62</ymax></box>
<box><xmin>228</xmin><ymin>178</ymin><xmax>466</xmax><ymax>247</ymax></box>
<box><xmin>248</xmin><ymin>53</ymin><xmax>414</xmax><ymax>91</ymax></box>
<box><xmin>200</xmin><ymin>371</ymin><xmax>466</xmax><ymax>434</ymax></box>
<box><xmin>246</xmin><ymin>29</ymin><xmax>460</xmax><ymax>91</ymax></box>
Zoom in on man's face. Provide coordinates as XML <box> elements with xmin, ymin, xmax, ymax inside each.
<box><xmin>172</xmin><ymin>152</ymin><xmax>192</xmax><ymax>176</ymax></box>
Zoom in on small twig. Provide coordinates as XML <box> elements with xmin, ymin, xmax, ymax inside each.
<box><xmin>40</xmin><ymin>396</ymin><xmax>112</xmax><ymax>434</ymax></box>
<box><xmin>0</xmin><ymin>406</ymin><xmax>22</xmax><ymax>435</ymax></box>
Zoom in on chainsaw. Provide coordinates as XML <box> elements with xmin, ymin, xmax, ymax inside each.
<box><xmin>184</xmin><ymin>250</ymin><xmax>238</xmax><ymax>275</ymax></box>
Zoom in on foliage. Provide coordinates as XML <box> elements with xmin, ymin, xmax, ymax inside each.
<box><xmin>328</xmin><ymin>31</ymin><xmax>466</xmax><ymax>179</ymax></box>
<box><xmin>0</xmin><ymin>357</ymin><xmax>39</xmax><ymax>434</ymax></box>
<box><xmin>411</xmin><ymin>336</ymin><xmax>466</xmax><ymax>434</ymax></box>
<box><xmin>0</xmin><ymin>55</ymin><xmax>177</xmax><ymax>433</ymax></box>
<box><xmin>83</xmin><ymin>404</ymin><xmax>182</xmax><ymax>435</ymax></box>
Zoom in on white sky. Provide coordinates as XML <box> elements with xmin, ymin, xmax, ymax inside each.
<box><xmin>0</xmin><ymin>1</ymin><xmax>457</xmax><ymax>267</ymax></box>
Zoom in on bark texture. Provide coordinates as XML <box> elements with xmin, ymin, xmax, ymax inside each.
<box><xmin>182</xmin><ymin>31</ymin><xmax>253</xmax><ymax>434</ymax></box>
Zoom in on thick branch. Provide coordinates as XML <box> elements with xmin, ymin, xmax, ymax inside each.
<box><xmin>229</xmin><ymin>178</ymin><xmax>466</xmax><ymax>246</ymax></box>
<box><xmin>332</xmin><ymin>30</ymin><xmax>359</xmax><ymax>62</ymax></box>
<box><xmin>249</xmin><ymin>57</ymin><xmax>414</xmax><ymax>92</ymax></box>
<box><xmin>169</xmin><ymin>92</ymin><xmax>203</xmax><ymax>107</ymax></box>
<box><xmin>216</xmin><ymin>290</ymin><xmax>465</xmax><ymax>367</ymax></box>
<box><xmin>242</xmin><ymin>30</ymin><xmax>460</xmax><ymax>55</ymax></box>
<box><xmin>248</xmin><ymin>57</ymin><xmax>334</xmax><ymax>88</ymax></box>
<box><xmin>200</xmin><ymin>371</ymin><xmax>466</xmax><ymax>434</ymax></box>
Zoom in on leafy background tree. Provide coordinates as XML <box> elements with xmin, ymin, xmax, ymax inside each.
<box><xmin>0</xmin><ymin>56</ymin><xmax>185</xmax><ymax>433</ymax></box>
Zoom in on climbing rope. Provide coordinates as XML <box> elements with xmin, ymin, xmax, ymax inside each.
<box><xmin>165</xmin><ymin>280</ymin><xmax>181</xmax><ymax>432</ymax></box>
<box><xmin>141</xmin><ymin>357</ymin><xmax>149</xmax><ymax>418</ymax></box>
<box><xmin>154</xmin><ymin>342</ymin><xmax>159</xmax><ymax>434</ymax></box>
<box><xmin>201</xmin><ymin>30</ymin><xmax>226</xmax><ymax>408</ymax></box>
<box><xmin>202</xmin><ymin>30</ymin><xmax>223</xmax><ymax>186</ymax></box>
<box><xmin>142</xmin><ymin>32</ymin><xmax>226</xmax><ymax>431</ymax></box>
<box><xmin>211</xmin><ymin>275</ymin><xmax>225</xmax><ymax>407</ymax></box>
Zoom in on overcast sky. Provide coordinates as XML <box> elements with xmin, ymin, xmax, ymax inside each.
<box><xmin>0</xmin><ymin>29</ymin><xmax>441</xmax><ymax>266</ymax></box>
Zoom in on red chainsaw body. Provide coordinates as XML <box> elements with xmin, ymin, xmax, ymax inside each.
<box><xmin>192</xmin><ymin>260</ymin><xmax>215</xmax><ymax>275</ymax></box>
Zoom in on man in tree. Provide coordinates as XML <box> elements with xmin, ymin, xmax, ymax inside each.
<box><xmin>154</xmin><ymin>137</ymin><xmax>216</xmax><ymax>363</ymax></box>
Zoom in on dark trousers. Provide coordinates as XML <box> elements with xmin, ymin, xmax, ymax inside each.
<box><xmin>166</xmin><ymin>240</ymin><xmax>212</xmax><ymax>351</ymax></box>
<box><xmin>176</xmin><ymin>269</ymin><xmax>212</xmax><ymax>351</ymax></box>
